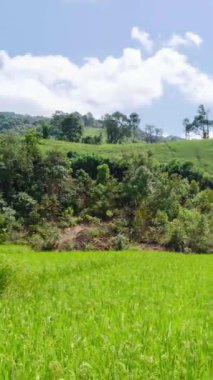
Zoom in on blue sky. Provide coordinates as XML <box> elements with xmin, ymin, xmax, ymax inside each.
<box><xmin>0</xmin><ymin>0</ymin><xmax>213</xmax><ymax>135</ymax></box>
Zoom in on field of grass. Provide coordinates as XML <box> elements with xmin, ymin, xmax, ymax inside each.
<box><xmin>0</xmin><ymin>246</ymin><xmax>212</xmax><ymax>379</ymax></box>
<box><xmin>84</xmin><ymin>127</ymin><xmax>106</xmax><ymax>139</ymax></box>
<box><xmin>40</xmin><ymin>138</ymin><xmax>213</xmax><ymax>175</ymax></box>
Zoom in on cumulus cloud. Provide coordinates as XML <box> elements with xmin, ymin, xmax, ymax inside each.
<box><xmin>168</xmin><ymin>32</ymin><xmax>203</xmax><ymax>49</ymax></box>
<box><xmin>0</xmin><ymin>30</ymin><xmax>212</xmax><ymax>116</ymax></box>
<box><xmin>131</xmin><ymin>27</ymin><xmax>153</xmax><ymax>52</ymax></box>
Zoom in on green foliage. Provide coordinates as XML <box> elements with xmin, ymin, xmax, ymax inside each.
<box><xmin>0</xmin><ymin>133</ymin><xmax>212</xmax><ymax>253</ymax></box>
<box><xmin>111</xmin><ymin>234</ymin><xmax>129</xmax><ymax>250</ymax></box>
<box><xmin>124</xmin><ymin>165</ymin><xmax>153</xmax><ymax>205</ymax></box>
<box><xmin>166</xmin><ymin>208</ymin><xmax>211</xmax><ymax>253</ymax></box>
<box><xmin>0</xmin><ymin>112</ymin><xmax>47</xmax><ymax>134</ymax></box>
<box><xmin>163</xmin><ymin>159</ymin><xmax>213</xmax><ymax>189</ymax></box>
<box><xmin>82</xmin><ymin>133</ymin><xmax>102</xmax><ymax>144</ymax></box>
<box><xmin>0</xmin><ymin>196</ymin><xmax>16</xmax><ymax>242</ymax></box>
<box><xmin>71</xmin><ymin>154</ymin><xmax>103</xmax><ymax>179</ymax></box>
<box><xmin>104</xmin><ymin>112</ymin><xmax>134</xmax><ymax>143</ymax></box>
<box><xmin>96</xmin><ymin>164</ymin><xmax>110</xmax><ymax>184</ymax></box>
<box><xmin>40</xmin><ymin>120</ymin><xmax>52</xmax><ymax>139</ymax></box>
<box><xmin>29</xmin><ymin>224</ymin><xmax>60</xmax><ymax>251</ymax></box>
<box><xmin>61</xmin><ymin>113</ymin><xmax>83</xmax><ymax>142</ymax></box>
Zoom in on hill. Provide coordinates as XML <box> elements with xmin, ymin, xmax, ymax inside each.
<box><xmin>40</xmin><ymin>138</ymin><xmax>213</xmax><ymax>175</ymax></box>
<box><xmin>0</xmin><ymin>133</ymin><xmax>212</xmax><ymax>253</ymax></box>
<box><xmin>0</xmin><ymin>112</ymin><xmax>47</xmax><ymax>133</ymax></box>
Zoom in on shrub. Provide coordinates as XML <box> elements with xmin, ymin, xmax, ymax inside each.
<box><xmin>111</xmin><ymin>234</ymin><xmax>129</xmax><ymax>251</ymax></box>
<box><xmin>71</xmin><ymin>155</ymin><xmax>103</xmax><ymax>179</ymax></box>
<box><xmin>166</xmin><ymin>208</ymin><xmax>210</xmax><ymax>253</ymax></box>
<box><xmin>97</xmin><ymin>164</ymin><xmax>110</xmax><ymax>184</ymax></box>
<box><xmin>149</xmin><ymin>210</ymin><xmax>169</xmax><ymax>243</ymax></box>
<box><xmin>82</xmin><ymin>134</ymin><xmax>102</xmax><ymax>145</ymax></box>
<box><xmin>29</xmin><ymin>224</ymin><xmax>60</xmax><ymax>251</ymax></box>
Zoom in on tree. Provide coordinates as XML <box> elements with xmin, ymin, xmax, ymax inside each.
<box><xmin>184</xmin><ymin>105</ymin><xmax>213</xmax><ymax>139</ymax></box>
<box><xmin>144</xmin><ymin>125</ymin><xmax>156</xmax><ymax>143</ymax></box>
<box><xmin>82</xmin><ymin>112</ymin><xmax>95</xmax><ymax>127</ymax></box>
<box><xmin>24</xmin><ymin>129</ymin><xmax>41</xmax><ymax>156</ymax></box>
<box><xmin>183</xmin><ymin>118</ymin><xmax>191</xmax><ymax>139</ymax></box>
<box><xmin>144</xmin><ymin>125</ymin><xmax>163</xmax><ymax>143</ymax></box>
<box><xmin>104</xmin><ymin>112</ymin><xmax>132</xmax><ymax>144</ymax></box>
<box><xmin>61</xmin><ymin>114</ymin><xmax>83</xmax><ymax>142</ymax></box>
<box><xmin>51</xmin><ymin>111</ymin><xmax>67</xmax><ymax>136</ymax></box>
<box><xmin>41</xmin><ymin>121</ymin><xmax>52</xmax><ymax>139</ymax></box>
<box><xmin>129</xmin><ymin>113</ymin><xmax>141</xmax><ymax>141</ymax></box>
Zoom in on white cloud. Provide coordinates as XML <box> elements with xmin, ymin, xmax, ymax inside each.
<box><xmin>168</xmin><ymin>32</ymin><xmax>203</xmax><ymax>49</ymax></box>
<box><xmin>0</xmin><ymin>30</ymin><xmax>212</xmax><ymax>117</ymax></box>
<box><xmin>131</xmin><ymin>27</ymin><xmax>153</xmax><ymax>52</ymax></box>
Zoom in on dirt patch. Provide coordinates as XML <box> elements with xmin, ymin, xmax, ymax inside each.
<box><xmin>57</xmin><ymin>225</ymin><xmax>88</xmax><ymax>250</ymax></box>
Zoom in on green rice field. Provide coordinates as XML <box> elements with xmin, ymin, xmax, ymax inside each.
<box><xmin>0</xmin><ymin>246</ymin><xmax>212</xmax><ymax>379</ymax></box>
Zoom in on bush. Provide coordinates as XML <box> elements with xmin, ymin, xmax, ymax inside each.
<box><xmin>29</xmin><ymin>224</ymin><xmax>60</xmax><ymax>251</ymax></box>
<box><xmin>166</xmin><ymin>208</ymin><xmax>210</xmax><ymax>253</ymax></box>
<box><xmin>97</xmin><ymin>164</ymin><xmax>110</xmax><ymax>184</ymax></box>
<box><xmin>81</xmin><ymin>134</ymin><xmax>102</xmax><ymax>145</ymax></box>
<box><xmin>111</xmin><ymin>234</ymin><xmax>129</xmax><ymax>251</ymax></box>
<box><xmin>71</xmin><ymin>155</ymin><xmax>103</xmax><ymax>179</ymax></box>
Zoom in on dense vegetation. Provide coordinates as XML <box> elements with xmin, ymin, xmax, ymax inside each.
<box><xmin>0</xmin><ymin>131</ymin><xmax>212</xmax><ymax>253</ymax></box>
<box><xmin>0</xmin><ymin>112</ymin><xmax>47</xmax><ymax>134</ymax></box>
<box><xmin>0</xmin><ymin>247</ymin><xmax>212</xmax><ymax>379</ymax></box>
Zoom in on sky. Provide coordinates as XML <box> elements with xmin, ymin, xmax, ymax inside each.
<box><xmin>0</xmin><ymin>0</ymin><xmax>213</xmax><ymax>135</ymax></box>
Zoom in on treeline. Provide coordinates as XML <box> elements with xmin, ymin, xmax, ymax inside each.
<box><xmin>0</xmin><ymin>112</ymin><xmax>47</xmax><ymax>133</ymax></box>
<box><xmin>0</xmin><ymin>131</ymin><xmax>212</xmax><ymax>253</ymax></box>
<box><xmin>1</xmin><ymin>104</ymin><xmax>212</xmax><ymax>145</ymax></box>
<box><xmin>0</xmin><ymin>111</ymin><xmax>182</xmax><ymax>144</ymax></box>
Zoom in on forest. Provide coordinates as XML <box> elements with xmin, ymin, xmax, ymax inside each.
<box><xmin>0</xmin><ymin>119</ymin><xmax>212</xmax><ymax>253</ymax></box>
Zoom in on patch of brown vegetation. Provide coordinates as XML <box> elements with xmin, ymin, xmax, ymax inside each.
<box><xmin>57</xmin><ymin>225</ymin><xmax>88</xmax><ymax>250</ymax></box>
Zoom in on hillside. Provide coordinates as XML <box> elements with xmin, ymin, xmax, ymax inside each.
<box><xmin>40</xmin><ymin>138</ymin><xmax>213</xmax><ymax>175</ymax></box>
<box><xmin>0</xmin><ymin>112</ymin><xmax>47</xmax><ymax>133</ymax></box>
<box><xmin>0</xmin><ymin>134</ymin><xmax>212</xmax><ymax>253</ymax></box>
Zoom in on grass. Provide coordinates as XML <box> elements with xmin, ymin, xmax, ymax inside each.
<box><xmin>0</xmin><ymin>245</ymin><xmax>212</xmax><ymax>379</ymax></box>
<box><xmin>40</xmin><ymin>138</ymin><xmax>213</xmax><ymax>175</ymax></box>
<box><xmin>84</xmin><ymin>127</ymin><xmax>106</xmax><ymax>139</ymax></box>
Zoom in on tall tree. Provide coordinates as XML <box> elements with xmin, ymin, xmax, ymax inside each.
<box><xmin>184</xmin><ymin>105</ymin><xmax>213</xmax><ymax>139</ymax></box>
<box><xmin>144</xmin><ymin>125</ymin><xmax>163</xmax><ymax>143</ymax></box>
<box><xmin>144</xmin><ymin>125</ymin><xmax>156</xmax><ymax>143</ymax></box>
<box><xmin>41</xmin><ymin>120</ymin><xmax>52</xmax><ymax>139</ymax></box>
<box><xmin>129</xmin><ymin>113</ymin><xmax>141</xmax><ymax>141</ymax></box>
<box><xmin>104</xmin><ymin>112</ymin><xmax>132</xmax><ymax>144</ymax></box>
<box><xmin>61</xmin><ymin>113</ymin><xmax>83</xmax><ymax>142</ymax></box>
<box><xmin>51</xmin><ymin>111</ymin><xmax>67</xmax><ymax>136</ymax></box>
